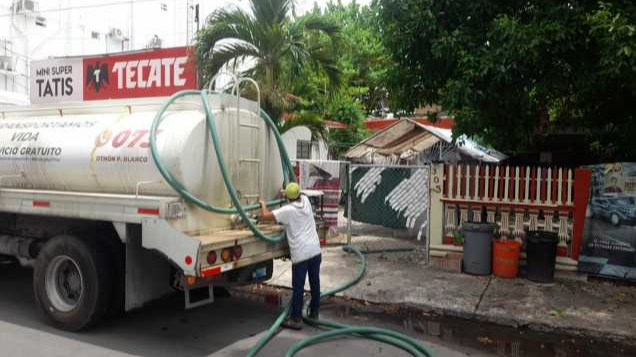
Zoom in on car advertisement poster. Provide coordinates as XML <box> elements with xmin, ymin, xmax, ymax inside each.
<box><xmin>578</xmin><ymin>163</ymin><xmax>636</xmax><ymax>281</ymax></box>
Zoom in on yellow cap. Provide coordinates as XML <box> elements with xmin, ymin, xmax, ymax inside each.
<box><xmin>285</xmin><ymin>182</ymin><xmax>301</xmax><ymax>200</ymax></box>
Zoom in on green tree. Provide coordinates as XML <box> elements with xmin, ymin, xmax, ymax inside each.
<box><xmin>275</xmin><ymin>2</ymin><xmax>385</xmax><ymax>155</ymax></box>
<box><xmin>195</xmin><ymin>0</ymin><xmax>341</xmax><ymax>123</ymax></box>
<box><xmin>377</xmin><ymin>0</ymin><xmax>636</xmax><ymax>161</ymax></box>
<box><xmin>323</xmin><ymin>1</ymin><xmax>392</xmax><ymax>115</ymax></box>
<box><xmin>326</xmin><ymin>93</ymin><xmax>370</xmax><ymax>157</ymax></box>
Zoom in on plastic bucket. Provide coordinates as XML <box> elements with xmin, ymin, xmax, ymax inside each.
<box><xmin>493</xmin><ymin>239</ymin><xmax>521</xmax><ymax>279</ymax></box>
<box><xmin>462</xmin><ymin>222</ymin><xmax>496</xmax><ymax>275</ymax></box>
<box><xmin>526</xmin><ymin>231</ymin><xmax>559</xmax><ymax>283</ymax></box>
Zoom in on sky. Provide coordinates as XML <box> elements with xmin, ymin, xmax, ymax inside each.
<box><xmin>207</xmin><ymin>0</ymin><xmax>372</xmax><ymax>14</ymax></box>
<box><xmin>16</xmin><ymin>0</ymin><xmax>374</xmax><ymax>56</ymax></box>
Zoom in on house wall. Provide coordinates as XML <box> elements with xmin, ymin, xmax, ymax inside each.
<box><xmin>282</xmin><ymin>126</ymin><xmax>329</xmax><ymax>161</ymax></box>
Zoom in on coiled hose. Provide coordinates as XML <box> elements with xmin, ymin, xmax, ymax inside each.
<box><xmin>149</xmin><ymin>90</ymin><xmax>435</xmax><ymax>357</ymax></box>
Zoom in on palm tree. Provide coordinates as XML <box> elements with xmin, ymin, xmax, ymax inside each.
<box><xmin>195</xmin><ymin>0</ymin><xmax>341</xmax><ymax>128</ymax></box>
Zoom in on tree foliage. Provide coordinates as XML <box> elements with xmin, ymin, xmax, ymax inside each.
<box><xmin>195</xmin><ymin>0</ymin><xmax>341</xmax><ymax>122</ymax></box>
<box><xmin>323</xmin><ymin>1</ymin><xmax>392</xmax><ymax>115</ymax></box>
<box><xmin>326</xmin><ymin>93</ymin><xmax>369</xmax><ymax>157</ymax></box>
<box><xmin>377</xmin><ymin>0</ymin><xmax>636</xmax><ymax>161</ymax></box>
<box><xmin>196</xmin><ymin>0</ymin><xmax>391</xmax><ymax>156</ymax></box>
<box><xmin>287</xmin><ymin>1</ymin><xmax>386</xmax><ymax>155</ymax></box>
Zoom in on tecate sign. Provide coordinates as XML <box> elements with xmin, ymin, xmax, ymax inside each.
<box><xmin>83</xmin><ymin>47</ymin><xmax>197</xmax><ymax>100</ymax></box>
<box><xmin>30</xmin><ymin>47</ymin><xmax>197</xmax><ymax>103</ymax></box>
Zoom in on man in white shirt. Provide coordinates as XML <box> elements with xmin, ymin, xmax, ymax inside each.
<box><xmin>259</xmin><ymin>182</ymin><xmax>321</xmax><ymax>330</ymax></box>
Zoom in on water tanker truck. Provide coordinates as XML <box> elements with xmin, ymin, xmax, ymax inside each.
<box><xmin>0</xmin><ymin>89</ymin><xmax>292</xmax><ymax>331</ymax></box>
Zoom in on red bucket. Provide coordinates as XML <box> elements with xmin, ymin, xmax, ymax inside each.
<box><xmin>493</xmin><ymin>239</ymin><xmax>521</xmax><ymax>279</ymax></box>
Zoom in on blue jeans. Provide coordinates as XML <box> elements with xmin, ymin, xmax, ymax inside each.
<box><xmin>290</xmin><ymin>254</ymin><xmax>321</xmax><ymax>318</ymax></box>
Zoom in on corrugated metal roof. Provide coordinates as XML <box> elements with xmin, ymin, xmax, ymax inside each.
<box><xmin>344</xmin><ymin>118</ymin><xmax>506</xmax><ymax>163</ymax></box>
<box><xmin>415</xmin><ymin>123</ymin><xmax>506</xmax><ymax>163</ymax></box>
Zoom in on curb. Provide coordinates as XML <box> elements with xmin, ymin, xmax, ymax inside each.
<box><xmin>230</xmin><ymin>283</ymin><xmax>636</xmax><ymax>348</ymax></box>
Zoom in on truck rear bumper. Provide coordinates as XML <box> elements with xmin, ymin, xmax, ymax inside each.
<box><xmin>200</xmin><ymin>249</ymin><xmax>288</xmax><ymax>278</ymax></box>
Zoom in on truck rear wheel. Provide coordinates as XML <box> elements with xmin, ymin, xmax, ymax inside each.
<box><xmin>33</xmin><ymin>235</ymin><xmax>113</xmax><ymax>331</ymax></box>
<box><xmin>0</xmin><ymin>254</ymin><xmax>16</xmax><ymax>266</ymax></box>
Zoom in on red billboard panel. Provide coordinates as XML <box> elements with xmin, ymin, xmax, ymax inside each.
<box><xmin>83</xmin><ymin>47</ymin><xmax>197</xmax><ymax>100</ymax></box>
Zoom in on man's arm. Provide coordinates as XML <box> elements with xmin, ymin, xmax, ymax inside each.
<box><xmin>259</xmin><ymin>200</ymin><xmax>276</xmax><ymax>222</ymax></box>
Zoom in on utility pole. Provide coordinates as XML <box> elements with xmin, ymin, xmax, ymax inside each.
<box><xmin>129</xmin><ymin>1</ymin><xmax>134</xmax><ymax>50</ymax></box>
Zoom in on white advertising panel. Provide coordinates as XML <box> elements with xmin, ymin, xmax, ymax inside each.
<box><xmin>30</xmin><ymin>58</ymin><xmax>83</xmax><ymax>103</ymax></box>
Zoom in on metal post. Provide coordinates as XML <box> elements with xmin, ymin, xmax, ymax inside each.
<box><xmin>347</xmin><ymin>162</ymin><xmax>352</xmax><ymax>245</ymax></box>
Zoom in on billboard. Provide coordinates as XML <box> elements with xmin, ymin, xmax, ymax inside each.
<box><xmin>30</xmin><ymin>47</ymin><xmax>197</xmax><ymax>104</ymax></box>
<box><xmin>578</xmin><ymin>163</ymin><xmax>636</xmax><ymax>281</ymax></box>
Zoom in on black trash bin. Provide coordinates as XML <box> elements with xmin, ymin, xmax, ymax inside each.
<box><xmin>526</xmin><ymin>231</ymin><xmax>559</xmax><ymax>283</ymax></box>
<box><xmin>462</xmin><ymin>222</ymin><xmax>496</xmax><ymax>275</ymax></box>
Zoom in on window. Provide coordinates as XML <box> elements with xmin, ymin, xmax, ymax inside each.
<box><xmin>297</xmin><ymin>140</ymin><xmax>312</xmax><ymax>159</ymax></box>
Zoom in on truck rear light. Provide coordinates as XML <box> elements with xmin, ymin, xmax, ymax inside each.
<box><xmin>186</xmin><ymin>276</ymin><xmax>197</xmax><ymax>286</ymax></box>
<box><xmin>221</xmin><ymin>248</ymin><xmax>233</xmax><ymax>263</ymax></box>
<box><xmin>233</xmin><ymin>245</ymin><xmax>243</xmax><ymax>259</ymax></box>
<box><xmin>138</xmin><ymin>207</ymin><xmax>160</xmax><ymax>215</ymax></box>
<box><xmin>207</xmin><ymin>250</ymin><xmax>217</xmax><ymax>265</ymax></box>
<box><xmin>32</xmin><ymin>200</ymin><xmax>50</xmax><ymax>207</ymax></box>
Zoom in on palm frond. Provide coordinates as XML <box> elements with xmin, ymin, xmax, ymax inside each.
<box><xmin>198</xmin><ymin>8</ymin><xmax>259</xmax><ymax>54</ymax></box>
<box><xmin>302</xmin><ymin>14</ymin><xmax>342</xmax><ymax>40</ymax></box>
<box><xmin>307</xmin><ymin>44</ymin><xmax>342</xmax><ymax>87</ymax></box>
<box><xmin>201</xmin><ymin>42</ymin><xmax>261</xmax><ymax>86</ymax></box>
<box><xmin>278</xmin><ymin>110</ymin><xmax>329</xmax><ymax>144</ymax></box>
<box><xmin>251</xmin><ymin>0</ymin><xmax>294</xmax><ymax>27</ymax></box>
<box><xmin>196</xmin><ymin>6</ymin><xmax>264</xmax><ymax>83</ymax></box>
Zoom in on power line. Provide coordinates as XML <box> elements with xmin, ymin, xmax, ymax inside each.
<box><xmin>0</xmin><ymin>0</ymin><xmax>163</xmax><ymax>18</ymax></box>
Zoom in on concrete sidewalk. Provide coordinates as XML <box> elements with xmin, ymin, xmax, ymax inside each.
<box><xmin>263</xmin><ymin>243</ymin><xmax>636</xmax><ymax>345</ymax></box>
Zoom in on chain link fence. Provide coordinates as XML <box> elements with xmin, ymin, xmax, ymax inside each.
<box><xmin>343</xmin><ymin>164</ymin><xmax>430</xmax><ymax>263</ymax></box>
<box><xmin>295</xmin><ymin>160</ymin><xmax>431</xmax><ymax>264</ymax></box>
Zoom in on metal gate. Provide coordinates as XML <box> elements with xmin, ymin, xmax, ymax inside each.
<box><xmin>345</xmin><ymin>164</ymin><xmax>430</xmax><ymax>255</ymax></box>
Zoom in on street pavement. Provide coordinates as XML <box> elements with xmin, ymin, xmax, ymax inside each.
<box><xmin>268</xmin><ymin>244</ymin><xmax>636</xmax><ymax>350</ymax></box>
<box><xmin>0</xmin><ymin>262</ymin><xmax>488</xmax><ymax>357</ymax></box>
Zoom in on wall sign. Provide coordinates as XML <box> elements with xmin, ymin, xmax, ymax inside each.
<box><xmin>30</xmin><ymin>47</ymin><xmax>197</xmax><ymax>104</ymax></box>
<box><xmin>30</xmin><ymin>58</ymin><xmax>84</xmax><ymax>103</ymax></box>
<box><xmin>83</xmin><ymin>47</ymin><xmax>197</xmax><ymax>100</ymax></box>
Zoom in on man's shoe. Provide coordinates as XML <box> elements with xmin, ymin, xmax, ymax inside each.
<box><xmin>281</xmin><ymin>316</ymin><xmax>303</xmax><ymax>330</ymax></box>
<box><xmin>308</xmin><ymin>308</ymin><xmax>319</xmax><ymax>321</ymax></box>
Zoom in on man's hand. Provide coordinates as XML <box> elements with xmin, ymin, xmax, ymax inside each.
<box><xmin>259</xmin><ymin>200</ymin><xmax>275</xmax><ymax>222</ymax></box>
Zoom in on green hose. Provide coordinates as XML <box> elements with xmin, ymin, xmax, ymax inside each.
<box><xmin>247</xmin><ymin>245</ymin><xmax>435</xmax><ymax>357</ymax></box>
<box><xmin>149</xmin><ymin>90</ymin><xmax>294</xmax><ymax>242</ymax></box>
<box><xmin>149</xmin><ymin>90</ymin><xmax>434</xmax><ymax>356</ymax></box>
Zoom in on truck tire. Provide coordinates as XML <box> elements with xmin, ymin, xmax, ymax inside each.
<box><xmin>33</xmin><ymin>235</ymin><xmax>113</xmax><ymax>331</ymax></box>
<box><xmin>0</xmin><ymin>254</ymin><xmax>16</xmax><ymax>266</ymax></box>
<box><xmin>96</xmin><ymin>235</ymin><xmax>125</xmax><ymax>315</ymax></box>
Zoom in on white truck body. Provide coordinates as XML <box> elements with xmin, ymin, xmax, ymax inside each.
<box><xmin>0</xmin><ymin>93</ymin><xmax>289</xmax><ymax>329</ymax></box>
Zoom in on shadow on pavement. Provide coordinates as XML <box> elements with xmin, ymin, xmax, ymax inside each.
<box><xmin>0</xmin><ymin>263</ymin><xmax>280</xmax><ymax>357</ymax></box>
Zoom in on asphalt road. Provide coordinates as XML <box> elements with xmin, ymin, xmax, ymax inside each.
<box><xmin>0</xmin><ymin>262</ymin><xmax>487</xmax><ymax>357</ymax></box>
